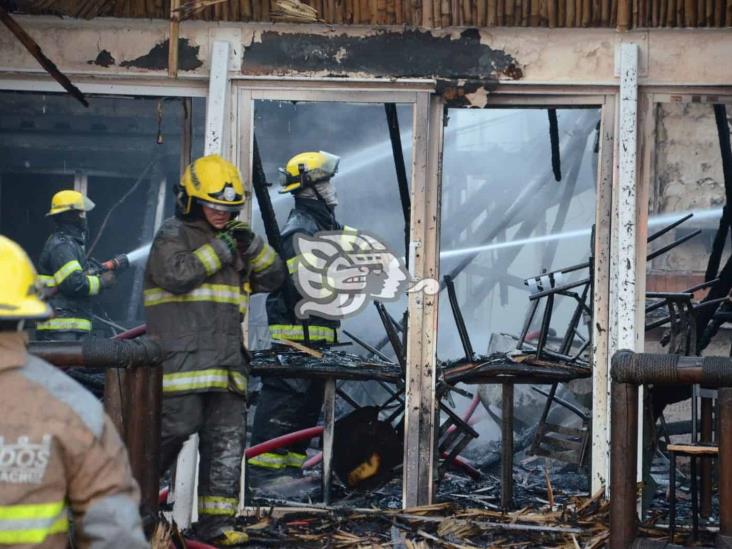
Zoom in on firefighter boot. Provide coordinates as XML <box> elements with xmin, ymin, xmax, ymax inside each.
<box><xmin>195</xmin><ymin>516</ymin><xmax>249</xmax><ymax>547</ymax></box>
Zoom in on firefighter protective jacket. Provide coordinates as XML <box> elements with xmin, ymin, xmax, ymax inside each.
<box><xmin>0</xmin><ymin>331</ymin><xmax>148</xmax><ymax>548</ymax></box>
<box><xmin>266</xmin><ymin>197</ymin><xmax>343</xmax><ymax>344</ymax></box>
<box><xmin>144</xmin><ymin>216</ymin><xmax>284</xmax><ymax>396</ymax></box>
<box><xmin>37</xmin><ymin>222</ymin><xmax>102</xmax><ymax>335</ymax></box>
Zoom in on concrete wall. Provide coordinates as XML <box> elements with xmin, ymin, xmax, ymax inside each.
<box><xmin>650</xmin><ymin>102</ymin><xmax>728</xmax><ymax>275</ymax></box>
<box><xmin>647</xmin><ymin>102</ymin><xmax>732</xmax><ymax>355</ymax></box>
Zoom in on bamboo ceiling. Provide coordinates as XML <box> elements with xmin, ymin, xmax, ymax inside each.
<box><xmin>16</xmin><ymin>0</ymin><xmax>732</xmax><ymax>29</ymax></box>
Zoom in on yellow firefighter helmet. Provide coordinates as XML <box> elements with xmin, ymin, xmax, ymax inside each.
<box><xmin>46</xmin><ymin>190</ymin><xmax>95</xmax><ymax>217</ymax></box>
<box><xmin>0</xmin><ymin>235</ymin><xmax>52</xmax><ymax>321</ymax></box>
<box><xmin>180</xmin><ymin>155</ymin><xmax>246</xmax><ymax>214</ymax></box>
<box><xmin>278</xmin><ymin>151</ymin><xmax>340</xmax><ymax>194</ymax></box>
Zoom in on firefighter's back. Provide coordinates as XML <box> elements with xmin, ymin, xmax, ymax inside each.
<box><xmin>0</xmin><ymin>234</ymin><xmax>147</xmax><ymax>549</ymax></box>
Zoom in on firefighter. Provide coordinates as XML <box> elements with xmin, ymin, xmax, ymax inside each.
<box><xmin>36</xmin><ymin>190</ymin><xmax>121</xmax><ymax>341</ymax></box>
<box><xmin>0</xmin><ymin>234</ymin><xmax>148</xmax><ymax>548</ymax></box>
<box><xmin>144</xmin><ymin>154</ymin><xmax>285</xmax><ymax>545</ymax></box>
<box><xmin>249</xmin><ymin>151</ymin><xmax>345</xmax><ymax>481</ymax></box>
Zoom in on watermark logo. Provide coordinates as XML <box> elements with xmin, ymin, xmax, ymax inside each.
<box><xmin>0</xmin><ymin>434</ymin><xmax>51</xmax><ymax>484</ymax></box>
<box><xmin>291</xmin><ymin>230</ymin><xmax>439</xmax><ymax>321</ymax></box>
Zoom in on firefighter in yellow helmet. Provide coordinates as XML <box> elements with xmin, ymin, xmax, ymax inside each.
<box><xmin>249</xmin><ymin>151</ymin><xmax>348</xmax><ymax>485</ymax></box>
<box><xmin>36</xmin><ymin>190</ymin><xmax>124</xmax><ymax>342</ymax></box>
<box><xmin>0</xmin><ymin>235</ymin><xmax>147</xmax><ymax>548</ymax></box>
<box><xmin>144</xmin><ymin>154</ymin><xmax>285</xmax><ymax>545</ymax></box>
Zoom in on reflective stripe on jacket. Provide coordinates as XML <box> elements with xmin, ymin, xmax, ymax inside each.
<box><xmin>144</xmin><ymin>216</ymin><xmax>285</xmax><ymax>396</ymax></box>
<box><xmin>248</xmin><ymin>451</ymin><xmax>306</xmax><ymax>470</ymax></box>
<box><xmin>37</xmin><ymin>223</ymin><xmax>102</xmax><ymax>333</ymax></box>
<box><xmin>269</xmin><ymin>324</ymin><xmax>336</xmax><ymax>343</ymax></box>
<box><xmin>0</xmin><ymin>332</ymin><xmax>147</xmax><ymax>548</ymax></box>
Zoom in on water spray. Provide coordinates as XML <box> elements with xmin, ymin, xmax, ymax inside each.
<box><xmin>126</xmin><ymin>243</ymin><xmax>152</xmax><ymax>265</ymax></box>
<box><xmin>440</xmin><ymin>207</ymin><xmax>723</xmax><ymax>260</ymax></box>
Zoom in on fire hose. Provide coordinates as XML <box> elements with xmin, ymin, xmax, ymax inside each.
<box><xmin>42</xmin><ymin>254</ymin><xmax>130</xmax><ymax>299</ymax></box>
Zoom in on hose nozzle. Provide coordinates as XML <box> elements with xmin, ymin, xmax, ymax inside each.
<box><xmin>101</xmin><ymin>254</ymin><xmax>130</xmax><ymax>272</ymax></box>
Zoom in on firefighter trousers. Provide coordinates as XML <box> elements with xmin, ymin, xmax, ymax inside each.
<box><xmin>160</xmin><ymin>391</ymin><xmax>246</xmax><ymax>521</ymax></box>
<box><xmin>250</xmin><ymin>377</ymin><xmax>324</xmax><ymax>463</ymax></box>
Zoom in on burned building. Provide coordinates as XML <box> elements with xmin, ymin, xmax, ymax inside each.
<box><xmin>2</xmin><ymin>1</ymin><xmax>732</xmax><ymax>547</ymax></box>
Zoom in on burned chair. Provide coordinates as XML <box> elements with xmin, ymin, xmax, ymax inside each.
<box><xmin>344</xmin><ymin>300</ymin><xmax>480</xmax><ymax>485</ymax></box>
<box><xmin>644</xmin><ymin>287</ymin><xmax>731</xmax><ymax>541</ymax></box>
<box><xmin>528</xmin><ymin>213</ymin><xmax>706</xmax><ymax>468</ymax></box>
<box><xmin>517</xmin><ymin>262</ymin><xmax>593</xmax><ymax>467</ymax></box>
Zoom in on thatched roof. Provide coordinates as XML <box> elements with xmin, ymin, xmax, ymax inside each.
<box><xmin>6</xmin><ymin>0</ymin><xmax>732</xmax><ymax>29</ymax></box>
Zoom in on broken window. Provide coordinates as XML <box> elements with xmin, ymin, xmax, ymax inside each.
<box><xmin>0</xmin><ymin>91</ymin><xmax>205</xmax><ymax>331</ymax></box>
<box><xmin>642</xmin><ymin>100</ymin><xmax>732</xmax><ymax>523</ymax></box>
<box><xmin>437</xmin><ymin>107</ymin><xmax>600</xmax><ymax>475</ymax></box>
<box><xmin>645</xmin><ymin>101</ymin><xmax>730</xmax><ymax>357</ymax></box>
<box><xmin>246</xmin><ymin>99</ymin><xmax>415</xmax><ymax>501</ymax></box>
<box><xmin>249</xmin><ymin>100</ymin><xmax>413</xmax><ymax>355</ymax></box>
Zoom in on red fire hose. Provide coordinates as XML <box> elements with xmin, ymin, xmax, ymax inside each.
<box><xmin>447</xmin><ymin>392</ymin><xmax>481</xmax><ymax>435</ymax></box>
<box><xmin>244</xmin><ymin>426</ymin><xmax>324</xmax><ymax>459</ymax></box>
<box><xmin>113</xmin><ymin>323</ymin><xmax>146</xmax><ymax>340</ymax></box>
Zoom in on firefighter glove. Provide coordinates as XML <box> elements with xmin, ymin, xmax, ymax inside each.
<box><xmin>216</xmin><ymin>230</ymin><xmax>238</xmax><ymax>256</ymax></box>
<box><xmin>224</xmin><ymin>220</ymin><xmax>255</xmax><ymax>250</ymax></box>
<box><xmin>100</xmin><ymin>270</ymin><xmax>116</xmax><ymax>289</ymax></box>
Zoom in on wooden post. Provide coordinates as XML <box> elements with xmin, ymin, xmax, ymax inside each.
<box><xmin>487</xmin><ymin>0</ymin><xmax>496</xmax><ymax>24</ymax></box>
<box><xmin>617</xmin><ymin>0</ymin><xmax>630</xmax><ymax>28</ymax></box>
<box><xmin>402</xmin><ymin>93</ymin><xmax>443</xmax><ymax>508</ymax></box>
<box><xmin>125</xmin><ymin>365</ymin><xmax>162</xmax><ymax>518</ymax></box>
<box><xmin>168</xmin><ymin>0</ymin><xmax>180</xmax><ymax>79</ymax></box>
<box><xmin>612</xmin><ymin>41</ymin><xmax>640</xmax><ymax>495</ymax></box>
<box><xmin>204</xmin><ymin>41</ymin><xmax>231</xmax><ymax>156</ymax></box>
<box><xmin>104</xmin><ymin>369</ymin><xmax>126</xmax><ymax>436</ymax></box>
<box><xmin>501</xmin><ymin>384</ymin><xmax>514</xmax><ymax>510</ymax></box>
<box><xmin>172</xmin><ymin>41</ymin><xmax>232</xmax><ymax>527</ymax></box>
<box><xmin>548</xmin><ymin>0</ymin><xmax>558</xmax><ymax>25</ymax></box>
<box><xmin>322</xmin><ymin>378</ymin><xmax>336</xmax><ymax>505</ymax></box>
<box><xmin>590</xmin><ymin>93</ymin><xmax>616</xmax><ymax>494</ymax></box>
<box><xmin>422</xmin><ymin>0</ymin><xmax>433</xmax><ymax>26</ymax></box>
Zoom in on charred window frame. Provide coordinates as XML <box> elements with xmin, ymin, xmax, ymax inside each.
<box><xmin>234</xmin><ymin>81</ymin><xmax>620</xmax><ymax>507</ymax></box>
<box><xmin>456</xmin><ymin>91</ymin><xmax>614</xmax><ymax>499</ymax></box>
<box><xmin>234</xmin><ymin>81</ymin><xmax>439</xmax><ymax>507</ymax></box>
<box><xmin>634</xmin><ymin>91</ymin><xmax>732</xmax><ymax>517</ymax></box>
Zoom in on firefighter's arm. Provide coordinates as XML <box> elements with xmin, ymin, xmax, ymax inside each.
<box><xmin>281</xmin><ymin>230</ymin><xmax>308</xmax><ymax>290</ymax></box>
<box><xmin>245</xmin><ymin>235</ymin><xmax>286</xmax><ymax>293</ymax></box>
<box><xmin>147</xmin><ymin>222</ymin><xmax>234</xmax><ymax>294</ymax></box>
<box><xmin>48</xmin><ymin>242</ymin><xmax>102</xmax><ymax>298</ymax></box>
<box><xmin>68</xmin><ymin>416</ymin><xmax>148</xmax><ymax>549</ymax></box>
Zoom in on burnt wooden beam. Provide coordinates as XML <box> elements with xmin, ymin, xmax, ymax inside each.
<box><xmin>384</xmin><ymin>103</ymin><xmax>411</xmax><ymax>263</ymax></box>
<box><xmin>0</xmin><ymin>6</ymin><xmax>88</xmax><ymax>107</ymax></box>
<box><xmin>548</xmin><ymin>108</ymin><xmax>562</xmax><ymax>181</ymax></box>
<box><xmin>168</xmin><ymin>0</ymin><xmax>180</xmax><ymax>78</ymax></box>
